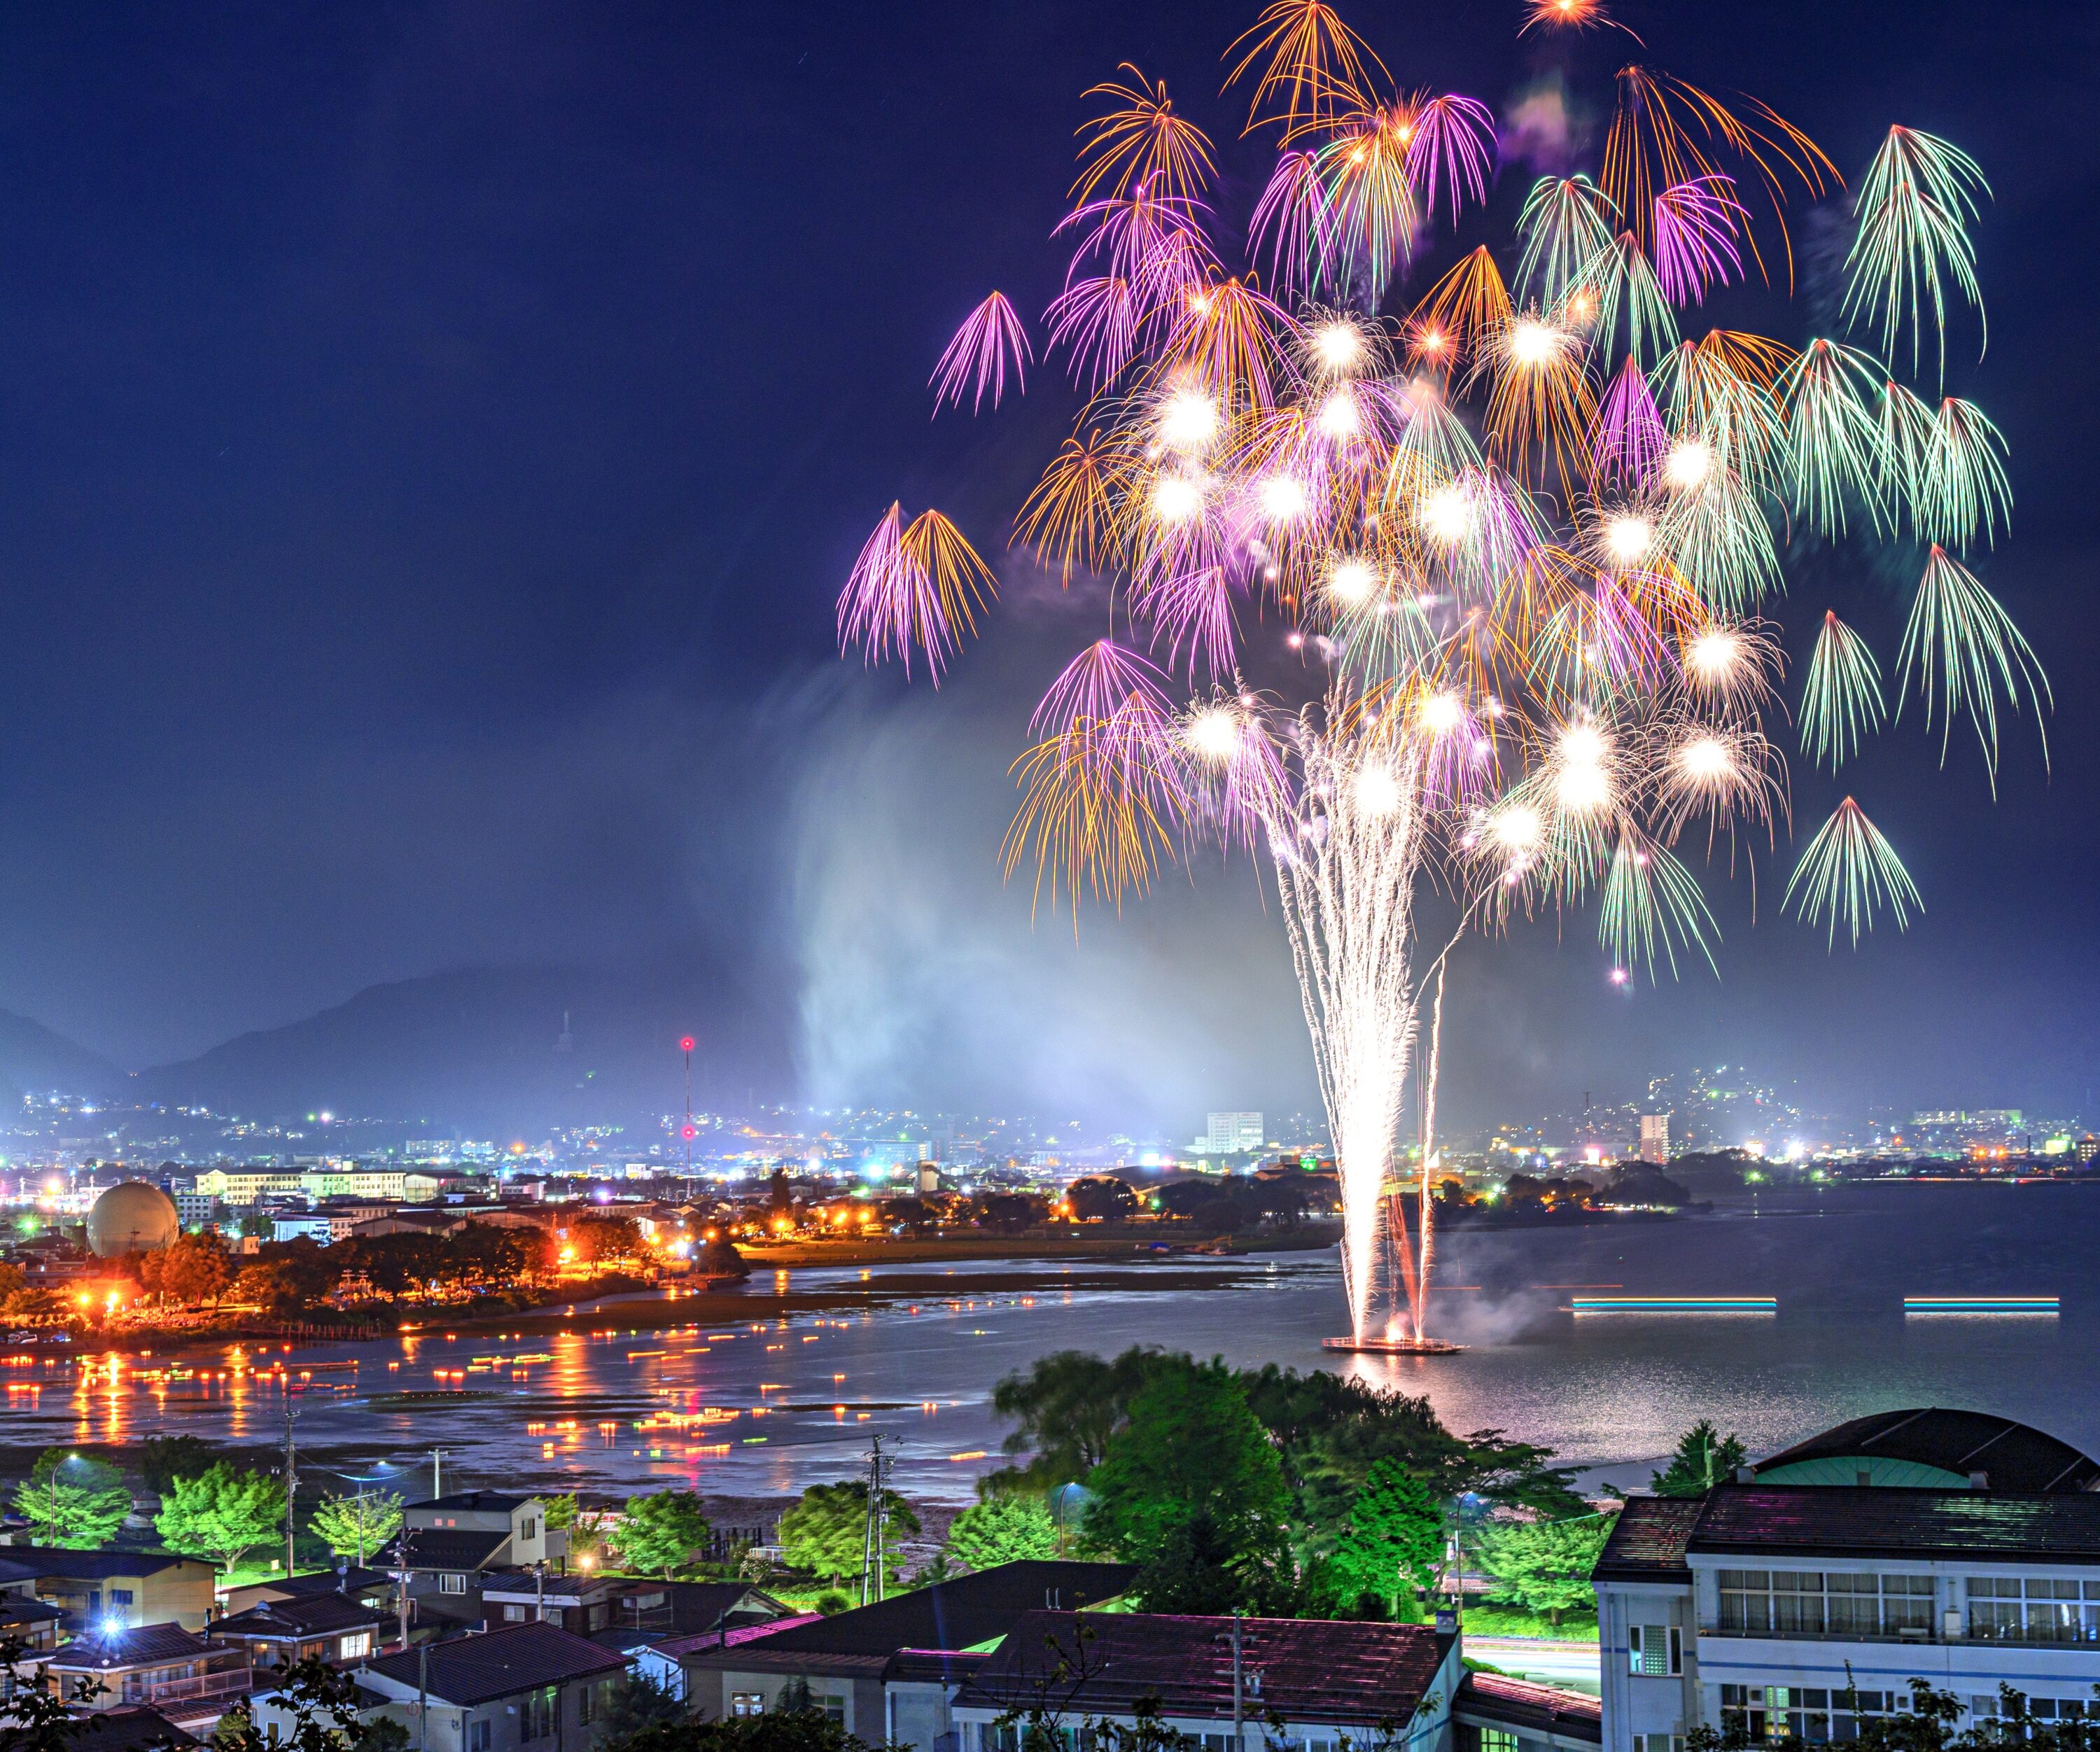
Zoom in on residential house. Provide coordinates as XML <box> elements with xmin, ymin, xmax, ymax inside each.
<box><xmin>220</xmin><ymin>1564</ymin><xmax>396</xmax><ymax>1618</ymax></box>
<box><xmin>52</xmin><ymin>1704</ymin><xmax>199</xmax><ymax>1752</ymax></box>
<box><xmin>1453</xmin><ymin>1672</ymin><xmax>1602</xmax><ymax>1752</ymax></box>
<box><xmin>397</xmin><ymin>1494</ymin><xmax>566</xmax><ymax>1629</ymax></box>
<box><xmin>1592</xmin><ymin>1408</ymin><xmax>2100</xmax><ymax>1752</ymax></box>
<box><xmin>647</xmin><ymin>1560</ymin><xmax>1133</xmax><ymax>1739</ymax></box>
<box><xmin>45</xmin><ymin>1625</ymin><xmax>251</xmax><ymax>1716</ymax></box>
<box><xmin>951</xmin><ymin>1612</ymin><xmax>1462</xmax><ymax>1752</ymax></box>
<box><xmin>0</xmin><ymin>1550</ymin><xmax>217</xmax><ymax>1633</ymax></box>
<box><xmin>479</xmin><ymin>1571</ymin><xmax>788</xmax><ymax>1643</ymax></box>
<box><xmin>282</xmin><ymin>1620</ymin><xmax>631</xmax><ymax>1752</ymax></box>
<box><xmin>206</xmin><ymin>1594</ymin><xmax>388</xmax><ymax>1669</ymax></box>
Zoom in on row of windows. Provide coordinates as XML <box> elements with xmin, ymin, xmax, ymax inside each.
<box><xmin>1721</xmin><ymin>1683</ymin><xmax>1902</xmax><ymax>1743</ymax></box>
<box><xmin>1716</xmin><ymin>1572</ymin><xmax>1934</xmax><ymax>1639</ymax></box>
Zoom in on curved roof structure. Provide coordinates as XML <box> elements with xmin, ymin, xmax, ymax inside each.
<box><xmin>85</xmin><ymin>1182</ymin><xmax>178</xmax><ymax>1259</ymax></box>
<box><xmin>1753</xmin><ymin>1408</ymin><xmax>2100</xmax><ymax>1493</ymax></box>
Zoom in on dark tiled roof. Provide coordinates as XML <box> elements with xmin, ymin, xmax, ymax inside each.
<box><xmin>268</xmin><ymin>1567</ymin><xmax>394</xmax><ymax>1600</ymax></box>
<box><xmin>1754</xmin><ymin>1410</ymin><xmax>2100</xmax><ymax>1493</ymax></box>
<box><xmin>0</xmin><ymin>1597</ymin><xmax>64</xmax><ymax>1625</ymax></box>
<box><xmin>696</xmin><ymin>1562</ymin><xmax>1133</xmax><ymax>1662</ymax></box>
<box><xmin>1457</xmin><ymin>1674</ymin><xmax>1602</xmax><ymax>1744</ymax></box>
<box><xmin>1592</xmin><ymin>1498</ymin><xmax>1702</xmax><ymax>1581</ymax></box>
<box><xmin>958</xmin><ymin>1613</ymin><xmax>1450</xmax><ymax>1727</ymax></box>
<box><xmin>4</xmin><ymin>1550</ymin><xmax>201</xmax><ymax>1581</ymax></box>
<box><xmin>400</xmin><ymin>1530</ymin><xmax>509</xmax><ymax>1571</ymax></box>
<box><xmin>51</xmin><ymin>1625</ymin><xmax>214</xmax><ymax>1669</ymax></box>
<box><xmin>414</xmin><ymin>1492</ymin><xmax>530</xmax><ymax>1513</ymax></box>
<box><xmin>210</xmin><ymin>1595</ymin><xmax>387</xmax><ymax>1639</ymax></box>
<box><xmin>48</xmin><ymin>1706</ymin><xmax>198</xmax><ymax>1752</ymax></box>
<box><xmin>1690</xmin><ymin>1484</ymin><xmax>2100</xmax><ymax>1564</ymax></box>
<box><xmin>360</xmin><ymin>1623</ymin><xmax>629</xmax><ymax>1706</ymax></box>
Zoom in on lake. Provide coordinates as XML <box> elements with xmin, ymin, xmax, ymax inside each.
<box><xmin>13</xmin><ymin>1182</ymin><xmax>2100</xmax><ymax>1508</ymax></box>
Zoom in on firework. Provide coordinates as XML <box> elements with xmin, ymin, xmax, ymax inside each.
<box><xmin>839</xmin><ymin>1</ymin><xmax>2045</xmax><ymax>1347</ymax></box>
<box><xmin>930</xmin><ymin>292</ymin><xmax>1032</xmax><ymax>414</ymax></box>
<box><xmin>1785</xmin><ymin>797</ymin><xmax>1922</xmax><ymax>948</ymax></box>
<box><xmin>1800</xmin><ymin>611</ymin><xmax>1884</xmax><ymax>772</ymax></box>
<box><xmin>1843</xmin><ymin>126</ymin><xmax>1989</xmax><ymax>380</ymax></box>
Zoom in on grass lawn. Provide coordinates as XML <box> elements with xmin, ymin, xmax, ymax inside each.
<box><xmin>1461</xmin><ymin>1604</ymin><xmax>1600</xmax><ymax>1641</ymax></box>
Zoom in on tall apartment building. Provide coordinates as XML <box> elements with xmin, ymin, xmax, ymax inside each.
<box><xmin>1637</xmin><ymin>1114</ymin><xmax>1670</xmax><ymax>1165</ymax></box>
<box><xmin>1205</xmin><ymin>1112</ymin><xmax>1266</xmax><ymax>1155</ymax></box>
<box><xmin>1595</xmin><ymin>1409</ymin><xmax>2100</xmax><ymax>1752</ymax></box>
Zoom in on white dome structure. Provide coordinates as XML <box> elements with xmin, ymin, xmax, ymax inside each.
<box><xmin>86</xmin><ymin>1182</ymin><xmax>179</xmax><ymax>1259</ymax></box>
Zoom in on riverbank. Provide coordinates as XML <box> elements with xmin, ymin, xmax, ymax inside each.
<box><xmin>736</xmin><ymin>1224</ymin><xmax>1340</xmax><ymax>1268</ymax></box>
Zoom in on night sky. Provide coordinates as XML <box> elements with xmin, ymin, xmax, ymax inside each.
<box><xmin>0</xmin><ymin>0</ymin><xmax>2091</xmax><ymax>1133</ymax></box>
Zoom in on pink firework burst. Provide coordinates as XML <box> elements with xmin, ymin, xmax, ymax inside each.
<box><xmin>1406</xmin><ymin>94</ymin><xmax>1497</xmax><ymax>227</ymax></box>
<box><xmin>1249</xmin><ymin>150</ymin><xmax>1333</xmax><ymax>304</ymax></box>
<box><xmin>1591</xmin><ymin>354</ymin><xmax>1667</xmax><ymax>489</ymax></box>
<box><xmin>930</xmin><ymin>290</ymin><xmax>1034</xmax><ymax>414</ymax></box>
<box><xmin>1652</xmin><ymin>176</ymin><xmax>1747</xmax><ymax>306</ymax></box>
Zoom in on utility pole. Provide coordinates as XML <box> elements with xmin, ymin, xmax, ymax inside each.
<box><xmin>859</xmin><ymin>1436</ymin><xmax>892</xmax><ymax>1607</ymax></box>
<box><xmin>392</xmin><ymin>1531</ymin><xmax>411</xmax><ymax>1651</ymax></box>
<box><xmin>283</xmin><ymin>1402</ymin><xmax>300</xmax><ymax>1578</ymax></box>
<box><xmin>430</xmin><ymin>1448</ymin><xmax>445</xmax><ymax>1500</ymax></box>
<box><xmin>680</xmin><ymin>1037</ymin><xmax>696</xmax><ymax>1181</ymax></box>
<box><xmin>1231</xmin><ymin>1613</ymin><xmax>1243</xmax><ymax>1752</ymax></box>
<box><xmin>534</xmin><ymin>1558</ymin><xmax>546</xmax><ymax>1623</ymax></box>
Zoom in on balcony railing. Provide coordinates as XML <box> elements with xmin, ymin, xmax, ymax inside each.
<box><xmin>146</xmin><ymin>1668</ymin><xmax>255</xmax><ymax>1705</ymax></box>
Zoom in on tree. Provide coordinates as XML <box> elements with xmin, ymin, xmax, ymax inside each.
<box><xmin>1651</xmin><ymin>1421</ymin><xmax>1749</xmax><ymax>1497</ymax></box>
<box><xmin>1476</xmin><ymin>1511</ymin><xmax>1618</xmax><ymax>1625</ymax></box>
<box><xmin>778</xmin><ymin>1481</ymin><xmax>920</xmax><ymax>1591</ymax></box>
<box><xmin>0</xmin><ymin>1630</ymin><xmax>103</xmax><ymax>1752</ymax></box>
<box><xmin>1063</xmin><ymin>1178</ymin><xmax>1138</xmax><ymax>1222</ymax></box>
<box><xmin>608</xmin><ymin>1490</ymin><xmax>713</xmax><ymax>1580</ymax></box>
<box><xmin>988</xmin><ymin>1348</ymin><xmax>1167</xmax><ymax>1491</ymax></box>
<box><xmin>1320</xmin><ymin>1459</ymin><xmax>1444</xmax><ymax>1619</ymax></box>
<box><xmin>155</xmin><ymin>1463</ymin><xmax>287</xmax><ymax>1575</ymax></box>
<box><xmin>946</xmin><ymin>1494</ymin><xmax>1058</xmax><ymax>1572</ymax></box>
<box><xmin>139</xmin><ymin>1233</ymin><xmax>232</xmax><ymax>1307</ymax></box>
<box><xmin>13</xmin><ymin>1449</ymin><xmax>131</xmax><ymax>1548</ymax></box>
<box><xmin>1084</xmin><ymin>1358</ymin><xmax>1294</xmax><ymax>1613</ymax></box>
<box><xmin>593</xmin><ymin>1672</ymin><xmax>687</xmax><ymax>1748</ymax></box>
<box><xmin>312</xmin><ymin>1490</ymin><xmax>404</xmax><ymax>1564</ymax></box>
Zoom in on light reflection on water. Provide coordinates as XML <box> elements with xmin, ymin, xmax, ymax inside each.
<box><xmin>4</xmin><ymin>1185</ymin><xmax>2095</xmax><ymax>1501</ymax></box>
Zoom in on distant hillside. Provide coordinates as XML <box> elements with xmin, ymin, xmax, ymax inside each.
<box><xmin>131</xmin><ymin>963</ymin><xmax>791</xmax><ymax>1130</ymax></box>
<box><xmin>0</xmin><ymin>1009</ymin><xmax>121</xmax><ymax>1103</ymax></box>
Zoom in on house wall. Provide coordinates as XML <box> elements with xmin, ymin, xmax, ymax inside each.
<box><xmin>349</xmin><ymin>1672</ymin><xmax>617</xmax><ymax>1752</ymax></box>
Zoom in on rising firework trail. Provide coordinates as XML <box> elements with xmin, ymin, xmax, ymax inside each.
<box><xmin>836</xmin><ymin>0</ymin><xmax>2046</xmax><ymax>1347</ymax></box>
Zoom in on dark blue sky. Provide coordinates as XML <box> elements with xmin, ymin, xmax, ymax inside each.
<box><xmin>0</xmin><ymin>0</ymin><xmax>2090</xmax><ymax>1132</ymax></box>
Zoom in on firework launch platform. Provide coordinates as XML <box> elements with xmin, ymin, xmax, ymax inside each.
<box><xmin>1321</xmin><ymin>1336</ymin><xmax>1466</xmax><ymax>1355</ymax></box>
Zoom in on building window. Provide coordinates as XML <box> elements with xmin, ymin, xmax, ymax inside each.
<box><xmin>108</xmin><ymin>1591</ymin><xmax>134</xmax><ymax>1611</ymax></box>
<box><xmin>1717</xmin><ymin>1570</ymin><xmax>1935</xmax><ymax>1638</ymax></box>
<box><xmin>524</xmin><ymin>1687</ymin><xmax>558</xmax><ymax>1740</ymax></box>
<box><xmin>581</xmin><ymin>1679</ymin><xmax>613</xmax><ymax>1725</ymax></box>
<box><xmin>1967</xmin><ymin>1578</ymin><xmax>2100</xmax><ymax>1644</ymax></box>
<box><xmin>815</xmin><ymin>1696</ymin><xmax>846</xmax><ymax>1726</ymax></box>
<box><xmin>1628</xmin><ymin>1624</ymin><xmax>1681</xmax><ymax>1675</ymax></box>
<box><xmin>731</xmin><ymin>1695</ymin><xmax>766</xmax><ymax>1719</ymax></box>
<box><xmin>339</xmin><ymin>1634</ymin><xmax>370</xmax><ymax>1660</ymax></box>
<box><xmin>1480</xmin><ymin>1730</ymin><xmax>1520</xmax><ymax>1752</ymax></box>
<box><xmin>1973</xmin><ymin>1694</ymin><xmax>2093</xmax><ymax>1722</ymax></box>
<box><xmin>1643</xmin><ymin>1737</ymin><xmax>1685</xmax><ymax>1752</ymax></box>
<box><xmin>503</xmin><ymin>1604</ymin><xmax>526</xmax><ymax>1622</ymax></box>
<box><xmin>469</xmin><ymin>1720</ymin><xmax>491</xmax><ymax>1752</ymax></box>
<box><xmin>439</xmin><ymin>1574</ymin><xmax>468</xmax><ymax>1595</ymax></box>
<box><xmin>1723</xmin><ymin>1683</ymin><xmax>1900</xmax><ymax>1741</ymax></box>
<box><xmin>522</xmin><ymin>1519</ymin><xmax>537</xmax><ymax>1542</ymax></box>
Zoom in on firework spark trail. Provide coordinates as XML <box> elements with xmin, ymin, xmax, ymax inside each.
<box><xmin>835</xmin><ymin>0</ymin><xmax>2047</xmax><ymax>1347</ymax></box>
<box><xmin>1270</xmin><ymin>727</ymin><xmax>1428</xmax><ymax>1343</ymax></box>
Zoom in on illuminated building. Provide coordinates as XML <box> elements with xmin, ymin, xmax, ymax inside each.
<box><xmin>1195</xmin><ymin>1112</ymin><xmax>1265</xmax><ymax>1157</ymax></box>
<box><xmin>1637</xmin><ymin>1114</ymin><xmax>1670</xmax><ymax>1166</ymax></box>
<box><xmin>1596</xmin><ymin>1410</ymin><xmax>2100</xmax><ymax>1752</ymax></box>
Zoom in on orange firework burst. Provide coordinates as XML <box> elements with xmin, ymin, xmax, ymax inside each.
<box><xmin>1072</xmin><ymin>66</ymin><xmax>1217</xmax><ymax>205</ymax></box>
<box><xmin>1225</xmin><ymin>0</ymin><xmax>1388</xmax><ymax>141</ymax></box>
<box><xmin>1518</xmin><ymin>0</ymin><xmax>1642</xmax><ymax>40</ymax></box>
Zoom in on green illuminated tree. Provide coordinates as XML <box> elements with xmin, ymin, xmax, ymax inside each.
<box><xmin>1321</xmin><ymin>1459</ymin><xmax>1443</xmax><ymax>1619</ymax></box>
<box><xmin>14</xmin><ymin>1450</ymin><xmax>130</xmax><ymax>1548</ymax></box>
<box><xmin>945</xmin><ymin>1494</ymin><xmax>1057</xmax><ymax>1572</ymax></box>
<box><xmin>311</xmin><ymin>1490</ymin><xmax>403</xmax><ymax>1564</ymax></box>
<box><xmin>608</xmin><ymin>1490</ymin><xmax>713</xmax><ymax>1580</ymax></box>
<box><xmin>155</xmin><ymin>1463</ymin><xmax>286</xmax><ymax>1576</ymax></box>
<box><xmin>1651</xmin><ymin>1421</ymin><xmax>1748</xmax><ymax>1497</ymax></box>
<box><xmin>1476</xmin><ymin>1511</ymin><xmax>1618</xmax><ymax>1625</ymax></box>
<box><xmin>779</xmin><ymin>1481</ymin><xmax>919</xmax><ymax>1591</ymax></box>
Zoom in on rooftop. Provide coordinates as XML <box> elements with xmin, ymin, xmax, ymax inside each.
<box><xmin>413</xmin><ymin>1492</ymin><xmax>533</xmax><ymax>1513</ymax></box>
<box><xmin>1754</xmin><ymin>1409</ymin><xmax>2100</xmax><ymax>1494</ymax></box>
<box><xmin>360</xmin><ymin>1622</ymin><xmax>629</xmax><ymax>1706</ymax></box>
<box><xmin>956</xmin><ymin>1613</ymin><xmax>1452</xmax><ymax>1726</ymax></box>
<box><xmin>398</xmin><ymin>1529</ymin><xmax>510</xmax><ymax>1571</ymax></box>
<box><xmin>57</xmin><ymin>1706</ymin><xmax>199</xmax><ymax>1752</ymax></box>
<box><xmin>1690</xmin><ymin>1483</ymin><xmax>2100</xmax><ymax>1565</ymax></box>
<box><xmin>1455</xmin><ymin>1673</ymin><xmax>1602</xmax><ymax>1746</ymax></box>
<box><xmin>0</xmin><ymin>1550</ymin><xmax>202</xmax><ymax>1581</ymax></box>
<box><xmin>209</xmin><ymin>1595</ymin><xmax>388</xmax><ymax>1639</ymax></box>
<box><xmin>50</xmin><ymin>1625</ymin><xmax>216</xmax><ymax>1670</ymax></box>
<box><xmin>695</xmin><ymin>1562</ymin><xmax>1133</xmax><ymax>1665</ymax></box>
<box><xmin>1592</xmin><ymin>1497</ymin><xmax>1703</xmax><ymax>1582</ymax></box>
